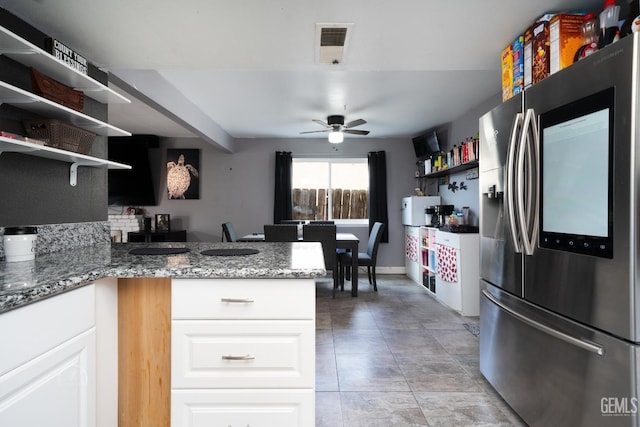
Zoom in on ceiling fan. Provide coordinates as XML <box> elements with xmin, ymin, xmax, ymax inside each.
<box><xmin>300</xmin><ymin>115</ymin><xmax>370</xmax><ymax>143</ymax></box>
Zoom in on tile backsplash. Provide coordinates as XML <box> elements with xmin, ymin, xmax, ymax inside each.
<box><xmin>0</xmin><ymin>221</ymin><xmax>111</xmax><ymax>260</ymax></box>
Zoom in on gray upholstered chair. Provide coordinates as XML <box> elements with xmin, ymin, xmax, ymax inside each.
<box><xmin>339</xmin><ymin>222</ymin><xmax>385</xmax><ymax>292</ymax></box>
<box><xmin>221</xmin><ymin>222</ymin><xmax>238</xmax><ymax>242</ymax></box>
<box><xmin>303</xmin><ymin>224</ymin><xmax>338</xmax><ymax>295</ymax></box>
<box><xmin>280</xmin><ymin>219</ymin><xmax>305</xmax><ymax>224</ymax></box>
<box><xmin>264</xmin><ymin>224</ymin><xmax>298</xmax><ymax>241</ymax></box>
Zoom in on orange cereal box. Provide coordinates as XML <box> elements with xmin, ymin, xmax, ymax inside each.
<box><xmin>549</xmin><ymin>13</ymin><xmax>586</xmax><ymax>74</ymax></box>
<box><xmin>501</xmin><ymin>44</ymin><xmax>513</xmax><ymax>101</ymax></box>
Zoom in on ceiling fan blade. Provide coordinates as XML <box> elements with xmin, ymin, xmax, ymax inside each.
<box><xmin>344</xmin><ymin>118</ymin><xmax>366</xmax><ymax>129</ymax></box>
<box><xmin>312</xmin><ymin>119</ymin><xmax>331</xmax><ymax>128</ymax></box>
<box><xmin>343</xmin><ymin>129</ymin><xmax>370</xmax><ymax>135</ymax></box>
<box><xmin>300</xmin><ymin>129</ymin><xmax>331</xmax><ymax>134</ymax></box>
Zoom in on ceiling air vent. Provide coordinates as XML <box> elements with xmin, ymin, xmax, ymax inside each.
<box><xmin>316</xmin><ymin>23</ymin><xmax>353</xmax><ymax>65</ymax></box>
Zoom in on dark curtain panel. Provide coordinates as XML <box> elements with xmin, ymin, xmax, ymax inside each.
<box><xmin>368</xmin><ymin>151</ymin><xmax>389</xmax><ymax>242</ymax></box>
<box><xmin>274</xmin><ymin>151</ymin><xmax>293</xmax><ymax>224</ymax></box>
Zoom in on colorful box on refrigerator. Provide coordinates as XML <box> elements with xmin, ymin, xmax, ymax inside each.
<box><xmin>501</xmin><ymin>44</ymin><xmax>513</xmax><ymax>101</ymax></box>
<box><xmin>523</xmin><ymin>26</ymin><xmax>534</xmax><ymax>89</ymax></box>
<box><xmin>549</xmin><ymin>13</ymin><xmax>586</xmax><ymax>75</ymax></box>
<box><xmin>531</xmin><ymin>14</ymin><xmax>555</xmax><ymax>84</ymax></box>
<box><xmin>512</xmin><ymin>35</ymin><xmax>524</xmax><ymax>95</ymax></box>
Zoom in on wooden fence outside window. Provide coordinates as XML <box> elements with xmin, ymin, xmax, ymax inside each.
<box><xmin>292</xmin><ymin>188</ymin><xmax>368</xmax><ymax>220</ymax></box>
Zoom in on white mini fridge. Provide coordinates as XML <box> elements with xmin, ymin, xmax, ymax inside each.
<box><xmin>401</xmin><ymin>196</ymin><xmax>440</xmax><ymax>226</ymax></box>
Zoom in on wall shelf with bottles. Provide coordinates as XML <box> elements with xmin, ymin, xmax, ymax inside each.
<box><xmin>0</xmin><ymin>25</ymin><xmax>130</xmax><ymax>104</ymax></box>
<box><xmin>0</xmin><ymin>136</ymin><xmax>131</xmax><ymax>186</ymax></box>
<box><xmin>416</xmin><ymin>159</ymin><xmax>479</xmax><ymax>179</ymax></box>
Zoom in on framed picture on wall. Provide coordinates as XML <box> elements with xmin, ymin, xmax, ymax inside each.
<box><xmin>155</xmin><ymin>214</ymin><xmax>171</xmax><ymax>232</ymax></box>
<box><xmin>166</xmin><ymin>149</ymin><xmax>200</xmax><ymax>199</ymax></box>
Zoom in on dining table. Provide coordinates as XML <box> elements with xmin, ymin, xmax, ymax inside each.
<box><xmin>239</xmin><ymin>232</ymin><xmax>361</xmax><ymax>297</ymax></box>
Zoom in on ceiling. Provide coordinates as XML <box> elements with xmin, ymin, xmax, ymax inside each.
<box><xmin>2</xmin><ymin>0</ymin><xmax>609</xmax><ymax>149</ymax></box>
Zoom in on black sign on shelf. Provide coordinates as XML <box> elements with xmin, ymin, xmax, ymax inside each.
<box><xmin>45</xmin><ymin>38</ymin><xmax>88</xmax><ymax>75</ymax></box>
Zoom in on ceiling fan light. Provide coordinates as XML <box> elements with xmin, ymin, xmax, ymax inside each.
<box><xmin>328</xmin><ymin>130</ymin><xmax>344</xmax><ymax>143</ymax></box>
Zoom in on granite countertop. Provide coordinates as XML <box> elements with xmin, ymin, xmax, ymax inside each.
<box><xmin>0</xmin><ymin>241</ymin><xmax>326</xmax><ymax>314</ymax></box>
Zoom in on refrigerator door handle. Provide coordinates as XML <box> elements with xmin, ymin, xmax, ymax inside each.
<box><xmin>482</xmin><ymin>289</ymin><xmax>605</xmax><ymax>356</ymax></box>
<box><xmin>506</xmin><ymin>112</ymin><xmax>523</xmax><ymax>253</ymax></box>
<box><xmin>518</xmin><ymin>108</ymin><xmax>540</xmax><ymax>256</ymax></box>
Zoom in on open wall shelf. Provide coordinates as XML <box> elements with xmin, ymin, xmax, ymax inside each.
<box><xmin>417</xmin><ymin>159</ymin><xmax>479</xmax><ymax>179</ymax></box>
<box><xmin>0</xmin><ymin>136</ymin><xmax>131</xmax><ymax>186</ymax></box>
<box><xmin>0</xmin><ymin>25</ymin><xmax>130</xmax><ymax>104</ymax></box>
<box><xmin>0</xmin><ymin>81</ymin><xmax>130</xmax><ymax>137</ymax></box>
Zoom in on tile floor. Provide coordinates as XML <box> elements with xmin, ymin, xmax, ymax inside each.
<box><xmin>314</xmin><ymin>274</ymin><xmax>527</xmax><ymax>427</ymax></box>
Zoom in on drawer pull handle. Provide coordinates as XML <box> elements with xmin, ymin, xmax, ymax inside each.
<box><xmin>221</xmin><ymin>354</ymin><xmax>255</xmax><ymax>361</ymax></box>
<box><xmin>220</xmin><ymin>298</ymin><xmax>254</xmax><ymax>303</ymax></box>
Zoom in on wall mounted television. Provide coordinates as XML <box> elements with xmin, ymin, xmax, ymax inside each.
<box><xmin>412</xmin><ymin>129</ymin><xmax>441</xmax><ymax>159</ymax></box>
<box><xmin>108</xmin><ymin>135</ymin><xmax>159</xmax><ymax>206</ymax></box>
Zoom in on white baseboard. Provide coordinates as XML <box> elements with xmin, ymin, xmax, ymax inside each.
<box><xmin>365</xmin><ymin>266</ymin><xmax>405</xmax><ymax>275</ymax></box>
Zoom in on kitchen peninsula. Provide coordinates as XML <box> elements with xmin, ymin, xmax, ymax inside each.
<box><xmin>0</xmin><ymin>240</ymin><xmax>325</xmax><ymax>427</ymax></box>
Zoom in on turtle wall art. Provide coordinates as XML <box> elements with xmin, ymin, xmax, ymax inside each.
<box><xmin>166</xmin><ymin>149</ymin><xmax>200</xmax><ymax>199</ymax></box>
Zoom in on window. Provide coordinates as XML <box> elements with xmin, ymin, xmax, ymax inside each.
<box><xmin>292</xmin><ymin>157</ymin><xmax>368</xmax><ymax>222</ymax></box>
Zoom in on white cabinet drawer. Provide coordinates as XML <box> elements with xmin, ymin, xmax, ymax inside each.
<box><xmin>172</xmin><ymin>320</ymin><xmax>314</xmax><ymax>389</ymax></box>
<box><xmin>172</xmin><ymin>279</ymin><xmax>314</xmax><ymax>320</ymax></box>
<box><xmin>171</xmin><ymin>389</ymin><xmax>314</xmax><ymax>427</ymax></box>
<box><xmin>0</xmin><ymin>284</ymin><xmax>95</xmax><ymax>376</ymax></box>
<box><xmin>435</xmin><ymin>231</ymin><xmax>460</xmax><ymax>249</ymax></box>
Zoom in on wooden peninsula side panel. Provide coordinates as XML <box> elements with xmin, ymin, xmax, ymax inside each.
<box><xmin>118</xmin><ymin>278</ymin><xmax>171</xmax><ymax>427</ymax></box>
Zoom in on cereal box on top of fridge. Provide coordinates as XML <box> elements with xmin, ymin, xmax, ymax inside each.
<box><xmin>523</xmin><ymin>25</ymin><xmax>534</xmax><ymax>89</ymax></box>
<box><xmin>501</xmin><ymin>43</ymin><xmax>513</xmax><ymax>101</ymax></box>
<box><xmin>512</xmin><ymin>35</ymin><xmax>525</xmax><ymax>95</ymax></box>
<box><xmin>531</xmin><ymin>13</ymin><xmax>556</xmax><ymax>84</ymax></box>
<box><xmin>549</xmin><ymin>13</ymin><xmax>586</xmax><ymax>75</ymax></box>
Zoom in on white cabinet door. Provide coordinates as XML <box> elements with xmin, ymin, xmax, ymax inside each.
<box><xmin>172</xmin><ymin>389</ymin><xmax>314</xmax><ymax>427</ymax></box>
<box><xmin>0</xmin><ymin>284</ymin><xmax>95</xmax><ymax>376</ymax></box>
<box><xmin>405</xmin><ymin>226</ymin><xmax>420</xmax><ymax>283</ymax></box>
<box><xmin>434</xmin><ymin>231</ymin><xmax>480</xmax><ymax>316</ymax></box>
<box><xmin>172</xmin><ymin>320</ymin><xmax>314</xmax><ymax>389</ymax></box>
<box><xmin>0</xmin><ymin>328</ymin><xmax>96</xmax><ymax>427</ymax></box>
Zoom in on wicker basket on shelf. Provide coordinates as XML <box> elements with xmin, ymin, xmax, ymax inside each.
<box><xmin>31</xmin><ymin>67</ymin><xmax>84</xmax><ymax>111</ymax></box>
<box><xmin>22</xmin><ymin>119</ymin><xmax>96</xmax><ymax>155</ymax></box>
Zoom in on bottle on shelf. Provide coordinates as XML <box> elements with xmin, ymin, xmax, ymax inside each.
<box><xmin>575</xmin><ymin>14</ymin><xmax>600</xmax><ymax>61</ymax></box>
<box><xmin>599</xmin><ymin>0</ymin><xmax>621</xmax><ymax>47</ymax></box>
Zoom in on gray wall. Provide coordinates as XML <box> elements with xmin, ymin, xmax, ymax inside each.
<box><xmin>111</xmin><ymin>94</ymin><xmax>503</xmax><ymax>269</ymax></box>
<box><xmin>120</xmin><ymin>136</ymin><xmax>419</xmax><ymax>268</ymax></box>
<box><xmin>433</xmin><ymin>93</ymin><xmax>501</xmax><ymax>225</ymax></box>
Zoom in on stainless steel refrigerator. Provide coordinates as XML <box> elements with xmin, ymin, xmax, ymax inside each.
<box><xmin>479</xmin><ymin>33</ymin><xmax>640</xmax><ymax>427</ymax></box>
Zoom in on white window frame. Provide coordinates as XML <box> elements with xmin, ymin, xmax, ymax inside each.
<box><xmin>292</xmin><ymin>156</ymin><xmax>369</xmax><ymax>225</ymax></box>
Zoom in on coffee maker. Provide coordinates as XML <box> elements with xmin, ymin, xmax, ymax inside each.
<box><xmin>425</xmin><ymin>206</ymin><xmax>437</xmax><ymax>227</ymax></box>
<box><xmin>433</xmin><ymin>204</ymin><xmax>454</xmax><ymax>227</ymax></box>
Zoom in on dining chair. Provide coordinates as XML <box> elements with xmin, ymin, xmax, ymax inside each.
<box><xmin>280</xmin><ymin>219</ymin><xmax>305</xmax><ymax>224</ymax></box>
<box><xmin>303</xmin><ymin>224</ymin><xmax>339</xmax><ymax>295</ymax></box>
<box><xmin>339</xmin><ymin>222</ymin><xmax>385</xmax><ymax>292</ymax></box>
<box><xmin>221</xmin><ymin>222</ymin><xmax>238</xmax><ymax>242</ymax></box>
<box><xmin>309</xmin><ymin>220</ymin><xmax>334</xmax><ymax>224</ymax></box>
<box><xmin>264</xmin><ymin>224</ymin><xmax>298</xmax><ymax>241</ymax></box>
